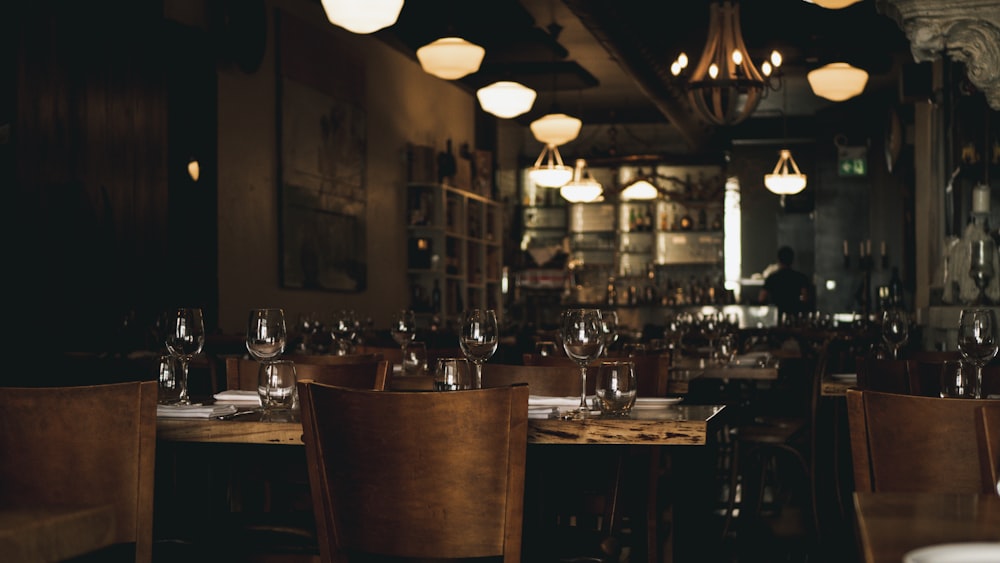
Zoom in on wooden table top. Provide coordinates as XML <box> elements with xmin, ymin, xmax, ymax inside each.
<box><xmin>157</xmin><ymin>403</ymin><xmax>728</xmax><ymax>446</ymax></box>
<box><xmin>853</xmin><ymin>492</ymin><xmax>1000</xmax><ymax>563</ymax></box>
<box><xmin>0</xmin><ymin>504</ymin><xmax>116</xmax><ymax>562</ymax></box>
<box><xmin>821</xmin><ymin>375</ymin><xmax>856</xmax><ymax>397</ymax></box>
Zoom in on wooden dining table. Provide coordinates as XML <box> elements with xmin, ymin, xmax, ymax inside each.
<box><xmin>157</xmin><ymin>402</ymin><xmax>729</xmax><ymax>446</ymax></box>
<box><xmin>0</xmin><ymin>504</ymin><xmax>116</xmax><ymax>562</ymax></box>
<box><xmin>853</xmin><ymin>492</ymin><xmax>1000</xmax><ymax>563</ymax></box>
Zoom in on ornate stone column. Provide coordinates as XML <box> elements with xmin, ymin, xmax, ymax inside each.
<box><xmin>878</xmin><ymin>0</ymin><xmax>1000</xmax><ymax>110</ymax></box>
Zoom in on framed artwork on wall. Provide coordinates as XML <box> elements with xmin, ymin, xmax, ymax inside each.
<box><xmin>276</xmin><ymin>11</ymin><xmax>367</xmax><ymax>292</ymax></box>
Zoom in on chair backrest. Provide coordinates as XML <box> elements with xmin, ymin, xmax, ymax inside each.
<box><xmin>0</xmin><ymin>381</ymin><xmax>157</xmax><ymax>562</ymax></box>
<box><xmin>297</xmin><ymin>380</ymin><xmax>529</xmax><ymax>562</ymax></box>
<box><xmin>855</xmin><ymin>356</ymin><xmax>911</xmax><ymax>394</ymax></box>
<box><xmin>226</xmin><ymin>357</ymin><xmax>388</xmax><ymax>391</ymax></box>
<box><xmin>846</xmin><ymin>388</ymin><xmax>1000</xmax><ymax>493</ymax></box>
<box><xmin>976</xmin><ymin>404</ymin><xmax>1000</xmax><ymax>493</ymax></box>
<box><xmin>483</xmin><ymin>363</ymin><xmax>596</xmax><ymax>396</ymax></box>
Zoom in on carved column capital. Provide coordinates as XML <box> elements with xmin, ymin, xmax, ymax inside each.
<box><xmin>878</xmin><ymin>0</ymin><xmax>1000</xmax><ymax>109</ymax></box>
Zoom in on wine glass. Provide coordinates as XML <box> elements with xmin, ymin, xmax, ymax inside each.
<box><xmin>881</xmin><ymin>309</ymin><xmax>909</xmax><ymax>359</ymax></box>
<box><xmin>601</xmin><ymin>310</ymin><xmax>620</xmax><ymax>356</ymax></box>
<box><xmin>958</xmin><ymin>308</ymin><xmax>999</xmax><ymax>399</ymax></box>
<box><xmin>329</xmin><ymin>309</ymin><xmax>358</xmax><ymax>355</ymax></box>
<box><xmin>459</xmin><ymin>309</ymin><xmax>498</xmax><ymax>389</ymax></box>
<box><xmin>247</xmin><ymin>308</ymin><xmax>287</xmax><ymax>362</ymax></box>
<box><xmin>390</xmin><ymin>309</ymin><xmax>416</xmax><ymax>362</ymax></box>
<box><xmin>561</xmin><ymin>308</ymin><xmax>605</xmax><ymax>416</ymax></box>
<box><xmin>165</xmin><ymin>307</ymin><xmax>205</xmax><ymax>405</ymax></box>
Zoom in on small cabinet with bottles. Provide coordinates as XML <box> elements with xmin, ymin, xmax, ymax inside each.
<box><xmin>406</xmin><ymin>183</ymin><xmax>502</xmax><ymax>327</ymax></box>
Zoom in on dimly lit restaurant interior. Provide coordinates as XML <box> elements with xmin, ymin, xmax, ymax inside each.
<box><xmin>5</xmin><ymin>0</ymin><xmax>1000</xmax><ymax>562</ymax></box>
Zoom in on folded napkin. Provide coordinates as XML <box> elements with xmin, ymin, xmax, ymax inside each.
<box><xmin>528</xmin><ymin>395</ymin><xmax>591</xmax><ymax>407</ymax></box>
<box><xmin>157</xmin><ymin>404</ymin><xmax>238</xmax><ymax>419</ymax></box>
<box><xmin>213</xmin><ymin>390</ymin><xmax>262</xmax><ymax>404</ymax></box>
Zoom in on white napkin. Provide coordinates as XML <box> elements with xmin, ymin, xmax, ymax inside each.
<box><xmin>157</xmin><ymin>404</ymin><xmax>238</xmax><ymax>418</ymax></box>
<box><xmin>213</xmin><ymin>390</ymin><xmax>262</xmax><ymax>404</ymax></box>
<box><xmin>528</xmin><ymin>395</ymin><xmax>589</xmax><ymax>407</ymax></box>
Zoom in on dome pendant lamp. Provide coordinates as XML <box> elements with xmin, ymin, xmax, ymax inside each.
<box><xmin>320</xmin><ymin>0</ymin><xmax>404</xmax><ymax>34</ymax></box>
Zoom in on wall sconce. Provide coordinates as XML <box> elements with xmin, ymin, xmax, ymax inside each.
<box><xmin>320</xmin><ymin>0</ymin><xmax>404</xmax><ymax>34</ymax></box>
<box><xmin>416</xmin><ymin>37</ymin><xmax>485</xmax><ymax>80</ymax></box>
<box><xmin>560</xmin><ymin>159</ymin><xmax>603</xmax><ymax>202</ymax></box>
<box><xmin>476</xmin><ymin>81</ymin><xmax>537</xmax><ymax>119</ymax></box>
<box><xmin>529</xmin><ymin>144</ymin><xmax>573</xmax><ymax>188</ymax></box>
<box><xmin>764</xmin><ymin>149</ymin><xmax>807</xmax><ymax>195</ymax></box>
<box><xmin>670</xmin><ymin>1</ymin><xmax>782</xmax><ymax>125</ymax></box>
<box><xmin>187</xmin><ymin>157</ymin><xmax>200</xmax><ymax>182</ymax></box>
<box><xmin>807</xmin><ymin>62</ymin><xmax>869</xmax><ymax>101</ymax></box>
<box><xmin>530</xmin><ymin>113</ymin><xmax>582</xmax><ymax>146</ymax></box>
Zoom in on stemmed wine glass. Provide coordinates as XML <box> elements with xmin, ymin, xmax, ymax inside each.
<box><xmin>561</xmin><ymin>308</ymin><xmax>605</xmax><ymax>417</ymax></box>
<box><xmin>329</xmin><ymin>309</ymin><xmax>358</xmax><ymax>355</ymax></box>
<box><xmin>459</xmin><ymin>309</ymin><xmax>498</xmax><ymax>389</ymax></box>
<box><xmin>957</xmin><ymin>308</ymin><xmax>999</xmax><ymax>399</ymax></box>
<box><xmin>601</xmin><ymin>310</ymin><xmax>619</xmax><ymax>356</ymax></box>
<box><xmin>881</xmin><ymin>309</ymin><xmax>909</xmax><ymax>359</ymax></box>
<box><xmin>165</xmin><ymin>307</ymin><xmax>206</xmax><ymax>405</ymax></box>
<box><xmin>247</xmin><ymin>308</ymin><xmax>287</xmax><ymax>363</ymax></box>
<box><xmin>390</xmin><ymin>309</ymin><xmax>416</xmax><ymax>364</ymax></box>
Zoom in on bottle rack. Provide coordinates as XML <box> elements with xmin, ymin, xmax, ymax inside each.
<box><xmin>406</xmin><ymin>183</ymin><xmax>503</xmax><ymax>327</ymax></box>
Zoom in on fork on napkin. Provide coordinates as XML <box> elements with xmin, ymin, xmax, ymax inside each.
<box><xmin>157</xmin><ymin>404</ymin><xmax>238</xmax><ymax>418</ymax></box>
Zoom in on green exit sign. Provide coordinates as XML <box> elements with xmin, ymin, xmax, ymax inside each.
<box><xmin>838</xmin><ymin>146</ymin><xmax>868</xmax><ymax>177</ymax></box>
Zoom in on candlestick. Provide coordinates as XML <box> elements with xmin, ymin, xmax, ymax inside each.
<box><xmin>972</xmin><ymin>183</ymin><xmax>990</xmax><ymax>214</ymax></box>
<box><xmin>860</xmin><ymin>241</ymin><xmax>865</xmax><ymax>257</ymax></box>
<box><xmin>843</xmin><ymin>240</ymin><xmax>848</xmax><ymax>256</ymax></box>
<box><xmin>866</xmin><ymin>239</ymin><xmax>872</xmax><ymax>257</ymax></box>
<box><xmin>880</xmin><ymin>241</ymin><xmax>886</xmax><ymax>257</ymax></box>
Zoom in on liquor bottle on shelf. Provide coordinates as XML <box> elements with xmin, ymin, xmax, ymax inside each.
<box><xmin>679</xmin><ymin>211</ymin><xmax>694</xmax><ymax>231</ymax></box>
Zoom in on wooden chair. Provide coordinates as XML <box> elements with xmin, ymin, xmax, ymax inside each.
<box><xmin>846</xmin><ymin>388</ymin><xmax>1000</xmax><ymax>493</ymax></box>
<box><xmin>297</xmin><ymin>380</ymin><xmax>529</xmax><ymax>562</ymax></box>
<box><xmin>976</xmin><ymin>404</ymin><xmax>1000</xmax><ymax>494</ymax></box>
<box><xmin>483</xmin><ymin>362</ymin><xmax>658</xmax><ymax>562</ymax></box>
<box><xmin>0</xmin><ymin>381</ymin><xmax>157</xmax><ymax>563</ymax></box>
<box><xmin>225</xmin><ymin>356</ymin><xmax>389</xmax><ymax>391</ymax></box>
<box><xmin>482</xmin><ymin>362</ymin><xmax>597</xmax><ymax>396</ymax></box>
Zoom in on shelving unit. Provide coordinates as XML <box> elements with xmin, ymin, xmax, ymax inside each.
<box><xmin>406</xmin><ymin>183</ymin><xmax>502</xmax><ymax>328</ymax></box>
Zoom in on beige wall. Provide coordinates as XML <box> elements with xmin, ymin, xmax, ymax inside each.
<box><xmin>216</xmin><ymin>0</ymin><xmax>476</xmax><ymax>333</ymax></box>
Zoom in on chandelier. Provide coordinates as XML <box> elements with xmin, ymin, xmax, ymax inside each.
<box><xmin>529</xmin><ymin>144</ymin><xmax>573</xmax><ymax>188</ymax></box>
<box><xmin>671</xmin><ymin>1</ymin><xmax>781</xmax><ymax>126</ymax></box>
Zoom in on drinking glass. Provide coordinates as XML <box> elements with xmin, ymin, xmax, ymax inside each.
<box><xmin>700</xmin><ymin>313</ymin><xmax>722</xmax><ymax>362</ymax></box>
<box><xmin>433</xmin><ymin>357</ymin><xmax>471</xmax><ymax>391</ymax></box>
<box><xmin>247</xmin><ymin>308</ymin><xmax>287</xmax><ymax>361</ymax></box>
<box><xmin>329</xmin><ymin>309</ymin><xmax>358</xmax><ymax>355</ymax></box>
<box><xmin>595</xmin><ymin>360</ymin><xmax>637</xmax><ymax>416</ymax></box>
<box><xmin>969</xmin><ymin>239</ymin><xmax>996</xmax><ymax>305</ymax></box>
<box><xmin>957</xmin><ymin>308</ymin><xmax>999</xmax><ymax>399</ymax></box>
<box><xmin>718</xmin><ymin>332</ymin><xmax>738</xmax><ymax>366</ymax></box>
<box><xmin>881</xmin><ymin>309</ymin><xmax>909</xmax><ymax>359</ymax></box>
<box><xmin>257</xmin><ymin>359</ymin><xmax>297</xmax><ymax>413</ymax></box>
<box><xmin>165</xmin><ymin>307</ymin><xmax>205</xmax><ymax>405</ymax></box>
<box><xmin>404</xmin><ymin>341</ymin><xmax>428</xmax><ymax>375</ymax></box>
<box><xmin>459</xmin><ymin>309</ymin><xmax>498</xmax><ymax>389</ymax></box>
<box><xmin>939</xmin><ymin>360</ymin><xmax>976</xmax><ymax>399</ymax></box>
<box><xmin>561</xmin><ymin>308</ymin><xmax>605</xmax><ymax>416</ymax></box>
<box><xmin>390</xmin><ymin>309</ymin><xmax>416</xmax><ymax>360</ymax></box>
<box><xmin>155</xmin><ymin>354</ymin><xmax>182</xmax><ymax>405</ymax></box>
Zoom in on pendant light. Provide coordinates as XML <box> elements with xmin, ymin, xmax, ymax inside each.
<box><xmin>476</xmin><ymin>81</ymin><xmax>537</xmax><ymax>119</ymax></box>
<box><xmin>560</xmin><ymin>159</ymin><xmax>603</xmax><ymax>202</ymax></box>
<box><xmin>805</xmin><ymin>0</ymin><xmax>862</xmax><ymax>8</ymax></box>
<box><xmin>416</xmin><ymin>37</ymin><xmax>485</xmax><ymax>80</ymax></box>
<box><xmin>529</xmin><ymin>144</ymin><xmax>573</xmax><ymax>188</ymax></box>
<box><xmin>530</xmin><ymin>113</ymin><xmax>582</xmax><ymax>146</ymax></box>
<box><xmin>320</xmin><ymin>0</ymin><xmax>404</xmax><ymax>34</ymax></box>
<box><xmin>764</xmin><ymin>150</ymin><xmax>807</xmax><ymax>195</ymax></box>
<box><xmin>807</xmin><ymin>62</ymin><xmax>869</xmax><ymax>101</ymax></box>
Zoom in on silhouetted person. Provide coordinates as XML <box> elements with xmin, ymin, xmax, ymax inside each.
<box><xmin>759</xmin><ymin>246</ymin><xmax>812</xmax><ymax>319</ymax></box>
